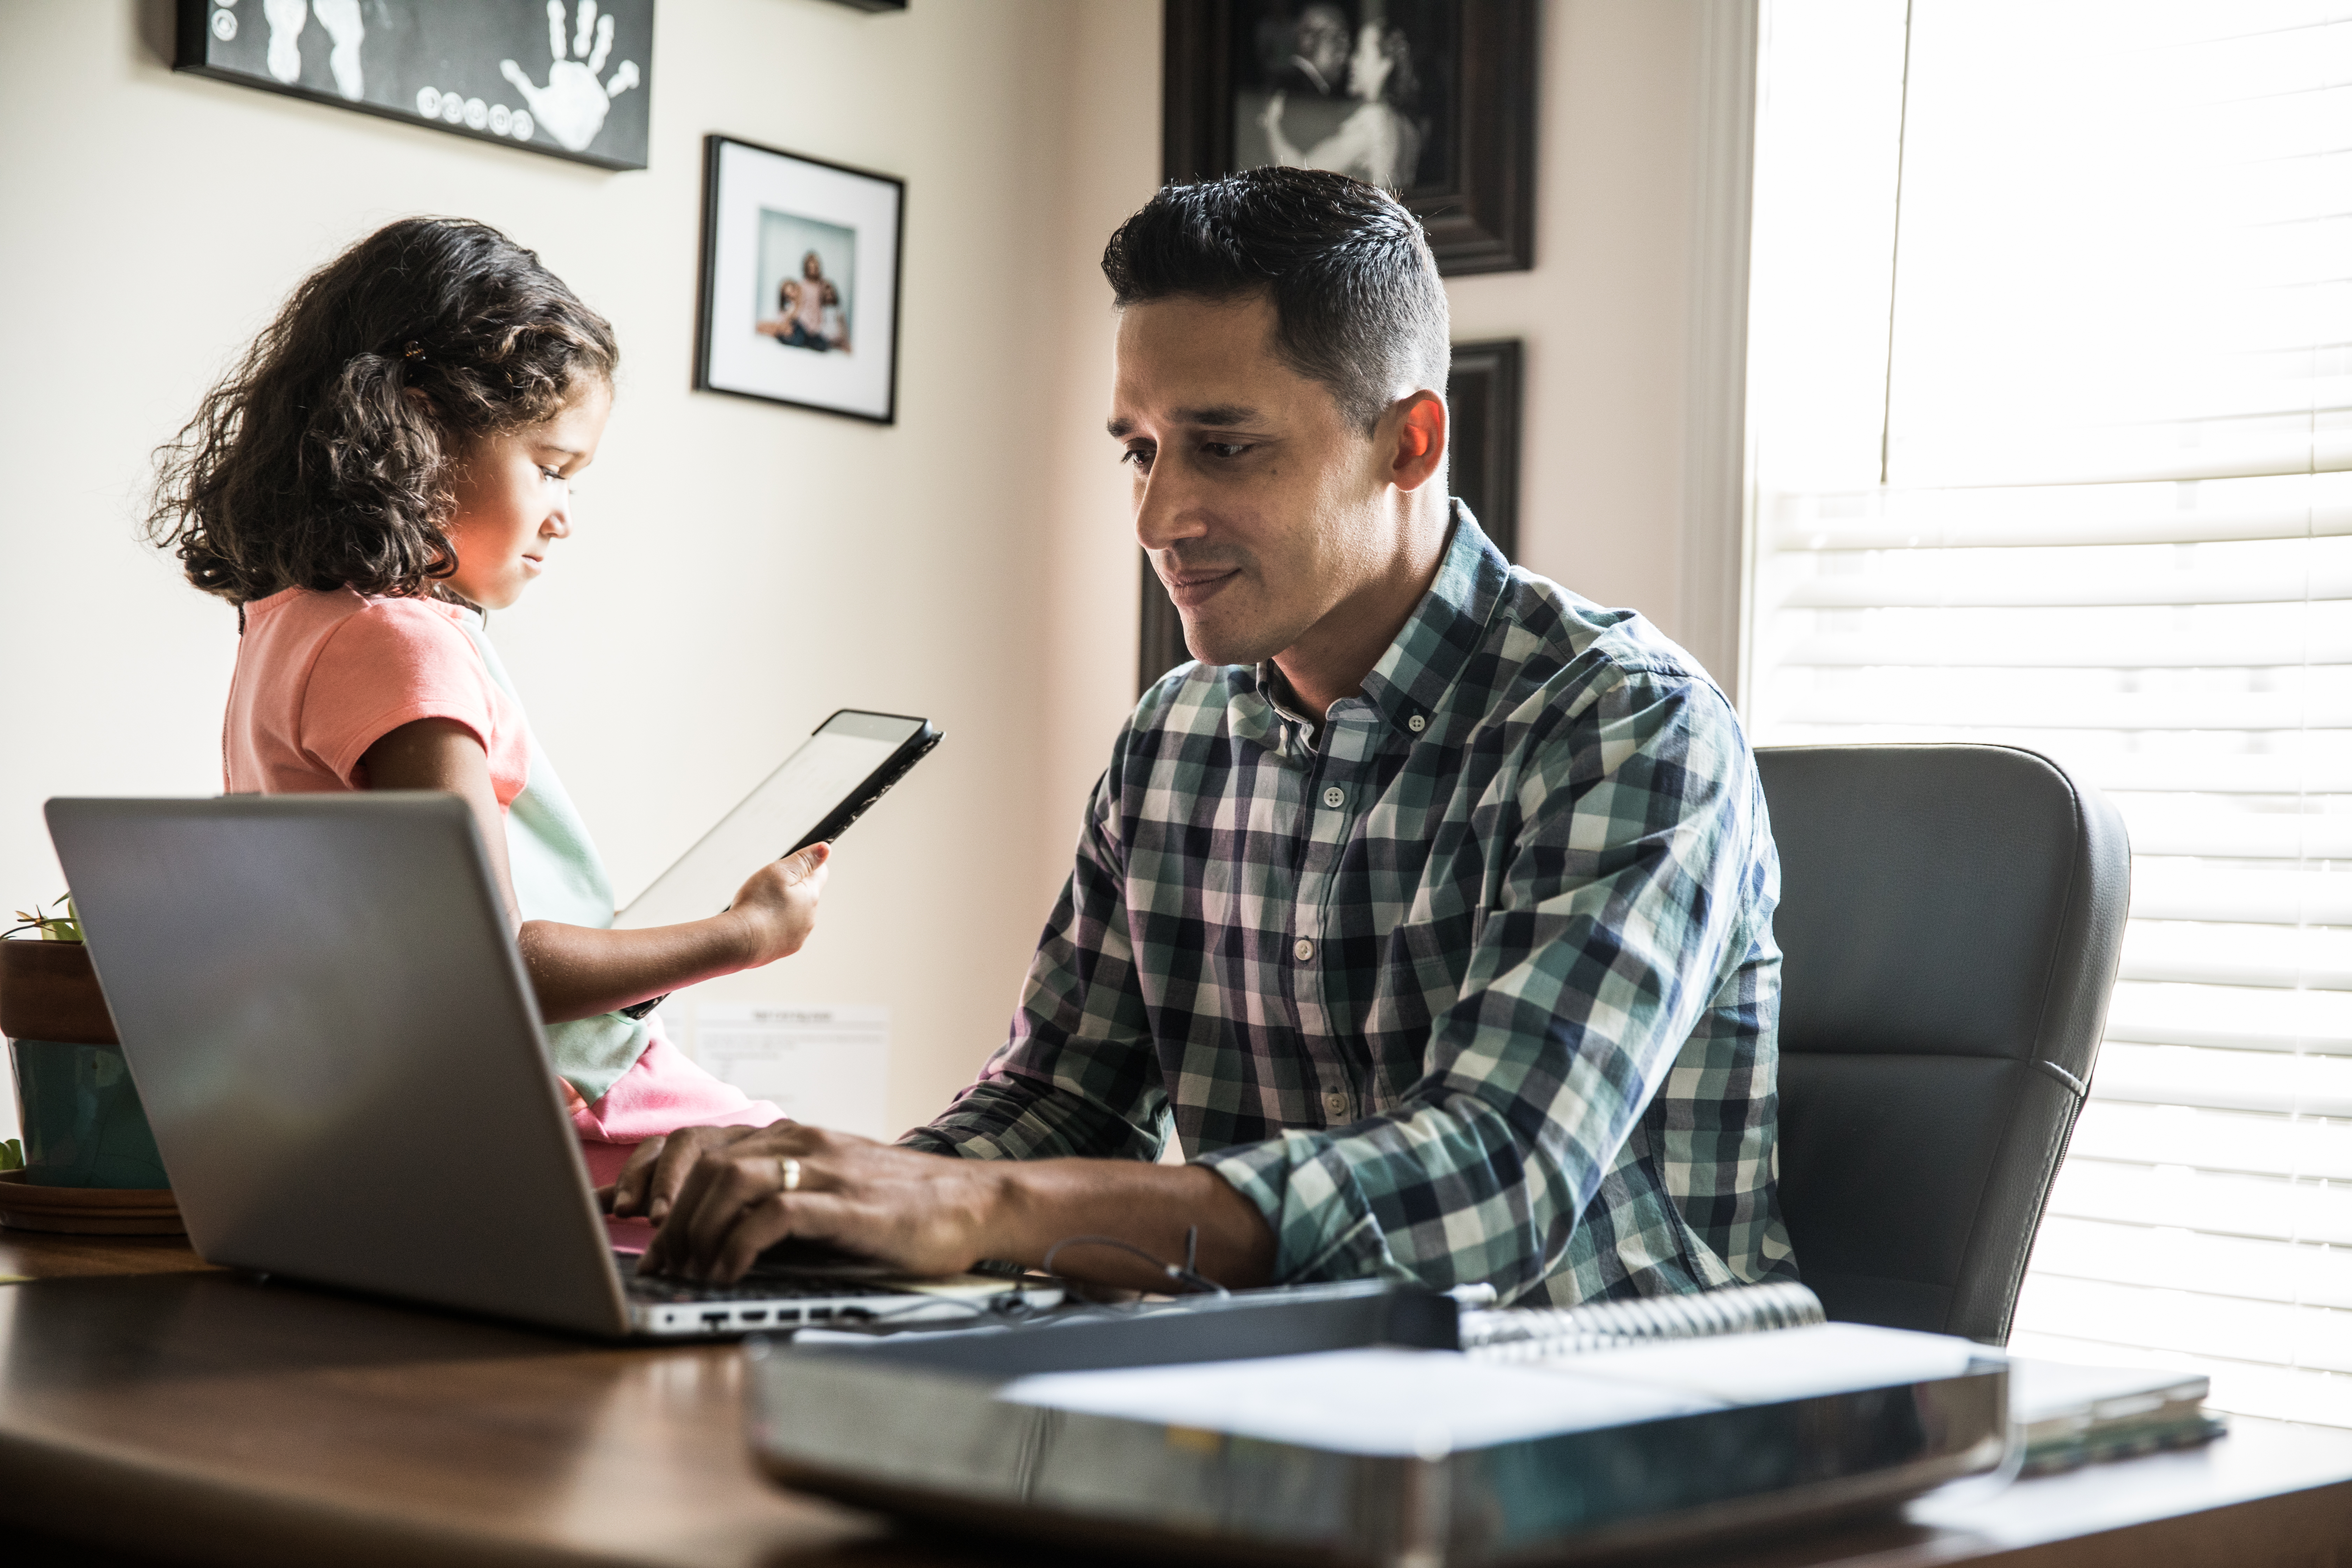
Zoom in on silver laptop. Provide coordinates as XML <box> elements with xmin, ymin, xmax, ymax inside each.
<box><xmin>46</xmin><ymin>793</ymin><xmax>1051</xmax><ymax>1339</ymax></box>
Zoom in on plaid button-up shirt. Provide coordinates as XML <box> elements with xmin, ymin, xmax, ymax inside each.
<box><xmin>907</xmin><ymin>510</ymin><xmax>1794</xmax><ymax>1304</ymax></box>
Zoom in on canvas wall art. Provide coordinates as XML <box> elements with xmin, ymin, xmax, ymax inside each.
<box><xmin>176</xmin><ymin>0</ymin><xmax>654</xmax><ymax>171</ymax></box>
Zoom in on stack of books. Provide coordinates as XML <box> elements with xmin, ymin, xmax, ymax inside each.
<box><xmin>2009</xmin><ymin>1360</ymin><xmax>2227</xmax><ymax>1476</ymax></box>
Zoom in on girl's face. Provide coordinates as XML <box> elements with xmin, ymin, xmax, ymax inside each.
<box><xmin>443</xmin><ymin>380</ymin><xmax>612</xmax><ymax>611</ymax></box>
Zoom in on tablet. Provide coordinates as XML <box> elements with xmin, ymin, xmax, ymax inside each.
<box><xmin>614</xmin><ymin>709</ymin><xmax>940</xmax><ymax>933</ymax></box>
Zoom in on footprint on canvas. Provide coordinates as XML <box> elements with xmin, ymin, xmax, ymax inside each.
<box><xmin>500</xmin><ymin>0</ymin><xmax>641</xmax><ymax>154</ymax></box>
<box><xmin>310</xmin><ymin>0</ymin><xmax>365</xmax><ymax>101</ymax></box>
<box><xmin>262</xmin><ymin>0</ymin><xmax>308</xmax><ymax>85</ymax></box>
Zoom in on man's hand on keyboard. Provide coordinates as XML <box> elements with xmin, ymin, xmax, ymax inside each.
<box><xmin>609</xmin><ymin>1120</ymin><xmax>1275</xmax><ymax>1292</ymax></box>
<box><xmin>614</xmin><ymin>1122</ymin><xmax>999</xmax><ymax>1284</ymax></box>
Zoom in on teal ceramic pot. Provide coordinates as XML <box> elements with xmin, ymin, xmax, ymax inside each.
<box><xmin>0</xmin><ymin>940</ymin><xmax>171</xmax><ymax>1190</ymax></box>
<box><xmin>7</xmin><ymin>1038</ymin><xmax>169</xmax><ymax>1188</ymax></box>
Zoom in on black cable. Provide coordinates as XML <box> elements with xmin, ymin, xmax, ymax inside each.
<box><xmin>1041</xmin><ymin>1229</ymin><xmax>1228</xmax><ymax>1296</ymax></box>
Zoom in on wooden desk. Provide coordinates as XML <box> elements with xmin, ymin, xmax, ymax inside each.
<box><xmin>0</xmin><ymin>1234</ymin><xmax>2346</xmax><ymax>1567</ymax></box>
<box><xmin>0</xmin><ymin>1229</ymin><xmax>219</xmax><ymax>1283</ymax></box>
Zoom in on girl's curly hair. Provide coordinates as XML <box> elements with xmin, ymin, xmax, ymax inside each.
<box><xmin>147</xmin><ymin>217</ymin><xmax>618</xmax><ymax>606</ymax></box>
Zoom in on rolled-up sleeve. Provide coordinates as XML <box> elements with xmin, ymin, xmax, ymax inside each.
<box><xmin>1195</xmin><ymin>667</ymin><xmax>1769</xmax><ymax>1298</ymax></box>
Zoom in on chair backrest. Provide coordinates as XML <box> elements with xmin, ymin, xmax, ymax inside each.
<box><xmin>1756</xmin><ymin>744</ymin><xmax>2131</xmax><ymax>1344</ymax></box>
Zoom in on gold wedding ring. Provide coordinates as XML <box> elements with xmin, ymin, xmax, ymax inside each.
<box><xmin>778</xmin><ymin>1156</ymin><xmax>802</xmax><ymax>1194</ymax></box>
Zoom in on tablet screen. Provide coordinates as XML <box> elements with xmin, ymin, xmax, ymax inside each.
<box><xmin>614</xmin><ymin>712</ymin><xmax>925</xmax><ymax>931</ymax></box>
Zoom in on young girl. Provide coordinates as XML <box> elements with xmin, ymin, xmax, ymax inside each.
<box><xmin>146</xmin><ymin>216</ymin><xmax>816</xmax><ymax>1186</ymax></box>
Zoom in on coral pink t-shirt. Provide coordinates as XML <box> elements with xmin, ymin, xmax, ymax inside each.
<box><xmin>223</xmin><ymin>588</ymin><xmax>530</xmax><ymax>801</ymax></box>
<box><xmin>219</xmin><ymin>585</ymin><xmax>786</xmax><ymax>1155</ymax></box>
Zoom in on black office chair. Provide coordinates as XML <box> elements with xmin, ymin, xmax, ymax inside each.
<box><xmin>1756</xmin><ymin>744</ymin><xmax>2131</xmax><ymax>1344</ymax></box>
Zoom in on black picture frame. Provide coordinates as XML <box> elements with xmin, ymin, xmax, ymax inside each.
<box><xmin>1446</xmin><ymin>337</ymin><xmax>1522</xmax><ymax>562</ymax></box>
<box><xmin>1162</xmin><ymin>0</ymin><xmax>1538</xmax><ymax>276</ymax></box>
<box><xmin>1136</xmin><ymin>337</ymin><xmax>1527</xmax><ymax>693</ymax></box>
<box><xmin>693</xmin><ymin>135</ymin><xmax>906</xmax><ymax>426</ymax></box>
<box><xmin>173</xmin><ymin>0</ymin><xmax>654</xmax><ymax>171</ymax></box>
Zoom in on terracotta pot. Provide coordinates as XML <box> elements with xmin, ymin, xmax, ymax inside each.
<box><xmin>0</xmin><ymin>939</ymin><xmax>118</xmax><ymax>1044</ymax></box>
<box><xmin>1</xmin><ymin>939</ymin><xmax>175</xmax><ymax>1200</ymax></box>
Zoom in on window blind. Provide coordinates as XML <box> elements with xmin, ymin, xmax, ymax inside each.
<box><xmin>1747</xmin><ymin>0</ymin><xmax>2351</xmax><ymax>1424</ymax></box>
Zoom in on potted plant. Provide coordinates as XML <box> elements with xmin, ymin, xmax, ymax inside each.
<box><xmin>0</xmin><ymin>895</ymin><xmax>182</xmax><ymax>1232</ymax></box>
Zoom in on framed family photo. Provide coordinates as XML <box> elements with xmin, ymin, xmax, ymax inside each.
<box><xmin>694</xmin><ymin>135</ymin><xmax>905</xmax><ymax>424</ymax></box>
<box><xmin>1163</xmin><ymin>0</ymin><xmax>1538</xmax><ymax>275</ymax></box>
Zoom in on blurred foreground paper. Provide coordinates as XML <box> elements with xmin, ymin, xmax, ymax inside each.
<box><xmin>691</xmin><ymin>1003</ymin><xmax>889</xmax><ymax>1139</ymax></box>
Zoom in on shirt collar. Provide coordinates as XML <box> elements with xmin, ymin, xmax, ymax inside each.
<box><xmin>1228</xmin><ymin>500</ymin><xmax>1511</xmax><ymax>748</ymax></box>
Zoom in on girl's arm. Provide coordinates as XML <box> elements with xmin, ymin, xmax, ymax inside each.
<box><xmin>360</xmin><ymin>718</ymin><xmax>827</xmax><ymax>1023</ymax></box>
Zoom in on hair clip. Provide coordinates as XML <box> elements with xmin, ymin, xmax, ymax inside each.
<box><xmin>403</xmin><ymin>342</ymin><xmax>425</xmax><ymax>360</ymax></box>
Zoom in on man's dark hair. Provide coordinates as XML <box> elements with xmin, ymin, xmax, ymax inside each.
<box><xmin>1101</xmin><ymin>167</ymin><xmax>1448</xmax><ymax>434</ymax></box>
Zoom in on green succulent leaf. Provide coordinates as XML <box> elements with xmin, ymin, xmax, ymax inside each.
<box><xmin>6</xmin><ymin>892</ymin><xmax>80</xmax><ymax>943</ymax></box>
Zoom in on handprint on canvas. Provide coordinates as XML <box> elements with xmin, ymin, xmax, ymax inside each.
<box><xmin>503</xmin><ymin>1</ymin><xmax>643</xmax><ymax>154</ymax></box>
<box><xmin>180</xmin><ymin>0</ymin><xmax>654</xmax><ymax>170</ymax></box>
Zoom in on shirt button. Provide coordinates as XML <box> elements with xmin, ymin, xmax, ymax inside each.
<box><xmin>1407</xmin><ymin>714</ymin><xmax>1427</xmax><ymax>733</ymax></box>
<box><xmin>1322</xmin><ymin>785</ymin><xmax>1345</xmax><ymax>808</ymax></box>
<box><xmin>1294</xmin><ymin>937</ymin><xmax>1315</xmax><ymax>961</ymax></box>
<box><xmin>1324</xmin><ymin>1091</ymin><xmax>1348</xmax><ymax>1117</ymax></box>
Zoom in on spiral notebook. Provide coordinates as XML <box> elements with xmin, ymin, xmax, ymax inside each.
<box><xmin>1460</xmin><ymin>1278</ymin><xmax>1828</xmax><ymax>1362</ymax></box>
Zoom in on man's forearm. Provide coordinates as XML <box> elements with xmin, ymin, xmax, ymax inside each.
<box><xmin>908</xmin><ymin>1069</ymin><xmax>1170</xmax><ymax>1163</ymax></box>
<box><xmin>623</xmin><ymin>1122</ymin><xmax>1280</xmax><ymax>1288</ymax></box>
<box><xmin>981</xmin><ymin>1158</ymin><xmax>1277</xmax><ymax>1292</ymax></box>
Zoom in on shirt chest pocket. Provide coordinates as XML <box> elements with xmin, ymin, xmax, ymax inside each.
<box><xmin>1366</xmin><ymin>906</ymin><xmax>1487</xmax><ymax>1044</ymax></box>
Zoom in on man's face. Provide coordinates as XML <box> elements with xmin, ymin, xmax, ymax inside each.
<box><xmin>1110</xmin><ymin>293</ymin><xmax>1392</xmax><ymax>670</ymax></box>
<box><xmin>1295</xmin><ymin>5</ymin><xmax>1351</xmax><ymax>88</ymax></box>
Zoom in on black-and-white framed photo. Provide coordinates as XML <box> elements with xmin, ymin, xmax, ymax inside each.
<box><xmin>694</xmin><ymin>136</ymin><xmax>904</xmax><ymax>425</ymax></box>
<box><xmin>174</xmin><ymin>0</ymin><xmax>653</xmax><ymax>171</ymax></box>
<box><xmin>1162</xmin><ymin>0</ymin><xmax>1538</xmax><ymax>276</ymax></box>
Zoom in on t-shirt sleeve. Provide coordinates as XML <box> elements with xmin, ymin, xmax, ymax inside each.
<box><xmin>299</xmin><ymin>602</ymin><xmax>506</xmax><ymax>789</ymax></box>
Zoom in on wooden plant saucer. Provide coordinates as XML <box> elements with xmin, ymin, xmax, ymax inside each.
<box><xmin>0</xmin><ymin>1171</ymin><xmax>185</xmax><ymax>1236</ymax></box>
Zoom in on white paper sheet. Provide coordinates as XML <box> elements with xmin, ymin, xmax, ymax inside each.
<box><xmin>691</xmin><ymin>1003</ymin><xmax>890</xmax><ymax>1138</ymax></box>
<box><xmin>1558</xmin><ymin>1322</ymin><xmax>1994</xmax><ymax>1406</ymax></box>
<box><xmin>998</xmin><ymin>1348</ymin><xmax>1719</xmax><ymax>1457</ymax></box>
<box><xmin>995</xmin><ymin>1326</ymin><xmax>1994</xmax><ymax>1458</ymax></box>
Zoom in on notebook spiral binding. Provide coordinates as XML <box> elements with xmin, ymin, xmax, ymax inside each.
<box><xmin>1461</xmin><ymin>1280</ymin><xmax>1827</xmax><ymax>1363</ymax></box>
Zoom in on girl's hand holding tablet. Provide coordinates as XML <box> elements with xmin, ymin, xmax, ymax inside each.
<box><xmin>723</xmin><ymin>843</ymin><xmax>832</xmax><ymax>968</ymax></box>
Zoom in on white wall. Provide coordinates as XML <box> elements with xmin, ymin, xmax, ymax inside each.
<box><xmin>0</xmin><ymin>0</ymin><xmax>1732</xmax><ymax>1150</ymax></box>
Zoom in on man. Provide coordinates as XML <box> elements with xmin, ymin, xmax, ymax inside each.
<box><xmin>618</xmin><ymin>168</ymin><xmax>1794</xmax><ymax>1306</ymax></box>
<box><xmin>1276</xmin><ymin>3</ymin><xmax>1353</xmax><ymax>96</ymax></box>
